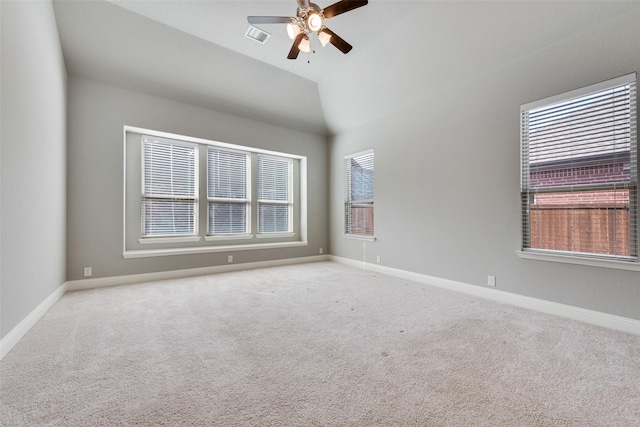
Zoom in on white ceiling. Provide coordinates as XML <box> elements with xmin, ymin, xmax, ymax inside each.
<box><xmin>110</xmin><ymin>0</ymin><xmax>413</xmax><ymax>84</ymax></box>
<box><xmin>52</xmin><ymin>1</ymin><xmax>640</xmax><ymax>136</ymax></box>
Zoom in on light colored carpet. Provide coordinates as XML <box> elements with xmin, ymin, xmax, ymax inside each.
<box><xmin>1</xmin><ymin>261</ymin><xmax>639</xmax><ymax>426</ymax></box>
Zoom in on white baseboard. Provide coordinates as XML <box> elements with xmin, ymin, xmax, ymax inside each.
<box><xmin>67</xmin><ymin>255</ymin><xmax>330</xmax><ymax>292</ymax></box>
<box><xmin>330</xmin><ymin>256</ymin><xmax>640</xmax><ymax>336</ymax></box>
<box><xmin>2</xmin><ymin>256</ymin><xmax>329</xmax><ymax>360</ymax></box>
<box><xmin>5</xmin><ymin>254</ymin><xmax>635</xmax><ymax>363</ymax></box>
<box><xmin>0</xmin><ymin>283</ymin><xmax>68</xmax><ymax>360</ymax></box>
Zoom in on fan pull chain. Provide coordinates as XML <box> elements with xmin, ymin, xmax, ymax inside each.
<box><xmin>308</xmin><ymin>38</ymin><xmax>317</xmax><ymax>63</ymax></box>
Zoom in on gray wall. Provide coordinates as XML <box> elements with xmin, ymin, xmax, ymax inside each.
<box><xmin>330</xmin><ymin>8</ymin><xmax>640</xmax><ymax>320</ymax></box>
<box><xmin>1</xmin><ymin>1</ymin><xmax>67</xmax><ymax>339</ymax></box>
<box><xmin>66</xmin><ymin>77</ymin><xmax>328</xmax><ymax>281</ymax></box>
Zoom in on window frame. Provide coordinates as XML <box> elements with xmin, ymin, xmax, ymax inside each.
<box><xmin>518</xmin><ymin>73</ymin><xmax>639</xmax><ymax>271</ymax></box>
<box><xmin>344</xmin><ymin>149</ymin><xmax>375</xmax><ymax>241</ymax></box>
<box><xmin>123</xmin><ymin>126</ymin><xmax>307</xmax><ymax>258</ymax></box>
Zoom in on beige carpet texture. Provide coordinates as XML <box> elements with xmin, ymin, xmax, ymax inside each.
<box><xmin>1</xmin><ymin>261</ymin><xmax>639</xmax><ymax>426</ymax></box>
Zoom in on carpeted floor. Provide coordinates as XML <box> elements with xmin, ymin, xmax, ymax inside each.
<box><xmin>1</xmin><ymin>261</ymin><xmax>639</xmax><ymax>426</ymax></box>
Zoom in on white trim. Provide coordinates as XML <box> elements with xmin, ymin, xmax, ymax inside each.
<box><xmin>125</xmin><ymin>125</ymin><xmax>306</xmax><ymax>160</ymax></box>
<box><xmin>343</xmin><ymin>234</ymin><xmax>376</xmax><ymax>242</ymax></box>
<box><xmin>68</xmin><ymin>255</ymin><xmax>329</xmax><ymax>291</ymax></box>
<box><xmin>329</xmin><ymin>256</ymin><xmax>640</xmax><ymax>336</ymax></box>
<box><xmin>0</xmin><ymin>283</ymin><xmax>68</xmax><ymax>360</ymax></box>
<box><xmin>139</xmin><ymin>236</ymin><xmax>202</xmax><ymax>245</ymax></box>
<box><xmin>123</xmin><ymin>240</ymin><xmax>308</xmax><ymax>259</ymax></box>
<box><xmin>517</xmin><ymin>250</ymin><xmax>640</xmax><ymax>272</ymax></box>
<box><xmin>122</xmin><ymin>126</ymin><xmax>128</xmax><ymax>260</ymax></box>
<box><xmin>300</xmin><ymin>157</ymin><xmax>308</xmax><ymax>243</ymax></box>
<box><xmin>344</xmin><ymin>148</ymin><xmax>374</xmax><ymax>161</ymax></box>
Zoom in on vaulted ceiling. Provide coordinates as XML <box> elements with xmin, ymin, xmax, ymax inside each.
<box><xmin>52</xmin><ymin>1</ymin><xmax>639</xmax><ymax>136</ymax></box>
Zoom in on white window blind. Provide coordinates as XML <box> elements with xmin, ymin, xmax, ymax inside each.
<box><xmin>141</xmin><ymin>137</ymin><xmax>198</xmax><ymax>237</ymax></box>
<box><xmin>345</xmin><ymin>149</ymin><xmax>374</xmax><ymax>236</ymax></box>
<box><xmin>520</xmin><ymin>73</ymin><xmax>637</xmax><ymax>261</ymax></box>
<box><xmin>208</xmin><ymin>148</ymin><xmax>250</xmax><ymax>235</ymax></box>
<box><xmin>257</xmin><ymin>155</ymin><xmax>292</xmax><ymax>233</ymax></box>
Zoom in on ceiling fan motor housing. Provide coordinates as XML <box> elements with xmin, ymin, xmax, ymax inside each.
<box><xmin>247</xmin><ymin>0</ymin><xmax>368</xmax><ymax>59</ymax></box>
<box><xmin>296</xmin><ymin>3</ymin><xmax>323</xmax><ymax>34</ymax></box>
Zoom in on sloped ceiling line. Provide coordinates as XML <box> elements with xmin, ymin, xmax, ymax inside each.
<box><xmin>53</xmin><ymin>1</ymin><xmax>640</xmax><ymax>137</ymax></box>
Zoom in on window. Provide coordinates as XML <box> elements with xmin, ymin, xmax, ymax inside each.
<box><xmin>258</xmin><ymin>155</ymin><xmax>292</xmax><ymax>234</ymax></box>
<box><xmin>520</xmin><ymin>73</ymin><xmax>637</xmax><ymax>263</ymax></box>
<box><xmin>208</xmin><ymin>147</ymin><xmax>250</xmax><ymax>235</ymax></box>
<box><xmin>345</xmin><ymin>149</ymin><xmax>374</xmax><ymax>237</ymax></box>
<box><xmin>124</xmin><ymin>127</ymin><xmax>306</xmax><ymax>258</ymax></box>
<box><xmin>142</xmin><ymin>137</ymin><xmax>198</xmax><ymax>237</ymax></box>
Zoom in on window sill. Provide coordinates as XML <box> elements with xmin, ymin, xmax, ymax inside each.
<box><xmin>124</xmin><ymin>240</ymin><xmax>308</xmax><ymax>259</ymax></box>
<box><xmin>343</xmin><ymin>234</ymin><xmax>376</xmax><ymax>242</ymax></box>
<box><xmin>205</xmin><ymin>234</ymin><xmax>253</xmax><ymax>242</ymax></box>
<box><xmin>517</xmin><ymin>250</ymin><xmax>640</xmax><ymax>272</ymax></box>
<box><xmin>139</xmin><ymin>236</ymin><xmax>202</xmax><ymax>245</ymax></box>
<box><xmin>256</xmin><ymin>232</ymin><xmax>296</xmax><ymax>239</ymax></box>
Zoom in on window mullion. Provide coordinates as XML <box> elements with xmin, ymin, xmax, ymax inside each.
<box><xmin>209</xmin><ymin>197</ymin><xmax>249</xmax><ymax>203</ymax></box>
<box><xmin>257</xmin><ymin>199</ymin><xmax>291</xmax><ymax>205</ymax></box>
<box><xmin>197</xmin><ymin>144</ymin><xmax>207</xmax><ymax>238</ymax></box>
<box><xmin>249</xmin><ymin>153</ymin><xmax>258</xmax><ymax>236</ymax></box>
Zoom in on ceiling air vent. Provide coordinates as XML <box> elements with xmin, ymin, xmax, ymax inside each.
<box><xmin>245</xmin><ymin>26</ymin><xmax>270</xmax><ymax>44</ymax></box>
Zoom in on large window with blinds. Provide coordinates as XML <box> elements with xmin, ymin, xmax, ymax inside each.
<box><xmin>520</xmin><ymin>73</ymin><xmax>637</xmax><ymax>263</ymax></box>
<box><xmin>345</xmin><ymin>149</ymin><xmax>374</xmax><ymax>237</ymax></box>
<box><xmin>124</xmin><ymin>127</ymin><xmax>305</xmax><ymax>257</ymax></box>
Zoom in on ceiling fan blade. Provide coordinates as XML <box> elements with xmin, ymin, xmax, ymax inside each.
<box><xmin>321</xmin><ymin>0</ymin><xmax>368</xmax><ymax>19</ymax></box>
<box><xmin>247</xmin><ymin>16</ymin><xmax>292</xmax><ymax>25</ymax></box>
<box><xmin>287</xmin><ymin>33</ymin><xmax>305</xmax><ymax>59</ymax></box>
<box><xmin>321</xmin><ymin>27</ymin><xmax>352</xmax><ymax>54</ymax></box>
<box><xmin>297</xmin><ymin>0</ymin><xmax>310</xmax><ymax>8</ymax></box>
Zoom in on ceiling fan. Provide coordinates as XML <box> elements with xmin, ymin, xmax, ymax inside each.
<box><xmin>247</xmin><ymin>0</ymin><xmax>368</xmax><ymax>60</ymax></box>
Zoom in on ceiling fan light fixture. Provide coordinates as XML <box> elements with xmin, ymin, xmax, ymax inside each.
<box><xmin>247</xmin><ymin>0</ymin><xmax>369</xmax><ymax>59</ymax></box>
<box><xmin>318</xmin><ymin>29</ymin><xmax>331</xmax><ymax>47</ymax></box>
<box><xmin>299</xmin><ymin>35</ymin><xmax>310</xmax><ymax>53</ymax></box>
<box><xmin>307</xmin><ymin>13</ymin><xmax>322</xmax><ymax>32</ymax></box>
<box><xmin>286</xmin><ymin>22</ymin><xmax>300</xmax><ymax>40</ymax></box>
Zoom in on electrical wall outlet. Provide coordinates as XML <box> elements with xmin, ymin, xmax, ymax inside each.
<box><xmin>319</xmin><ymin>248</ymin><xmax>323</xmax><ymax>254</ymax></box>
<box><xmin>227</xmin><ymin>255</ymin><xmax>233</xmax><ymax>263</ymax></box>
<box><xmin>487</xmin><ymin>275</ymin><xmax>496</xmax><ymax>287</ymax></box>
<box><xmin>84</xmin><ymin>267</ymin><xmax>92</xmax><ymax>277</ymax></box>
<box><xmin>376</xmin><ymin>255</ymin><xmax>381</xmax><ymax>264</ymax></box>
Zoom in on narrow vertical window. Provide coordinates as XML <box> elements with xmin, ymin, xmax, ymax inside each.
<box><xmin>258</xmin><ymin>155</ymin><xmax>292</xmax><ymax>233</ymax></box>
<box><xmin>521</xmin><ymin>74</ymin><xmax>637</xmax><ymax>261</ymax></box>
<box><xmin>141</xmin><ymin>137</ymin><xmax>198</xmax><ymax>237</ymax></box>
<box><xmin>345</xmin><ymin>149</ymin><xmax>374</xmax><ymax>236</ymax></box>
<box><xmin>207</xmin><ymin>148</ymin><xmax>250</xmax><ymax>235</ymax></box>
